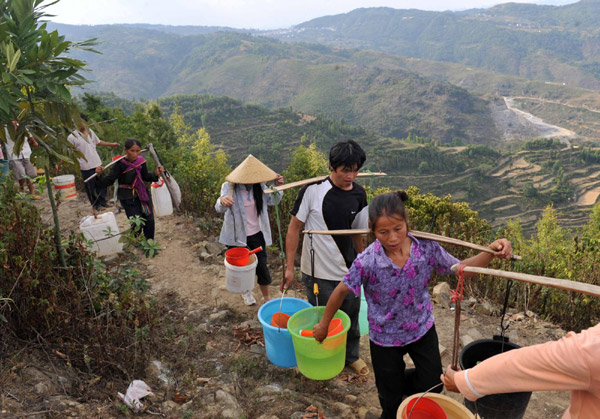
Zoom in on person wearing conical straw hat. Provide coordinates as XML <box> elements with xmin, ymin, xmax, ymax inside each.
<box><xmin>216</xmin><ymin>155</ymin><xmax>284</xmax><ymax>306</ymax></box>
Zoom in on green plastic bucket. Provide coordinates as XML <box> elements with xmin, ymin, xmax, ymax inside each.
<box><xmin>288</xmin><ymin>306</ymin><xmax>350</xmax><ymax>380</ymax></box>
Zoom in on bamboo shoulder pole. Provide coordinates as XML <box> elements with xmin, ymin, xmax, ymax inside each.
<box><xmin>302</xmin><ymin>229</ymin><xmax>521</xmax><ymax>261</ymax></box>
<box><xmin>83</xmin><ymin>148</ymin><xmax>148</xmax><ymax>183</ymax></box>
<box><xmin>451</xmin><ymin>264</ymin><xmax>600</xmax><ymax>298</ymax></box>
<box><xmin>264</xmin><ymin>172</ymin><xmax>386</xmax><ymax>193</ymax></box>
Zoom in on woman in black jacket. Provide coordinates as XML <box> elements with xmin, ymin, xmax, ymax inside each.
<box><xmin>96</xmin><ymin>138</ymin><xmax>164</xmax><ymax>240</ymax></box>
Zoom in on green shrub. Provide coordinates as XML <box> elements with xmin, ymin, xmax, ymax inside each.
<box><xmin>170</xmin><ymin>108</ymin><xmax>231</xmax><ymax>215</ymax></box>
<box><xmin>0</xmin><ymin>177</ymin><xmax>157</xmax><ymax>378</ymax></box>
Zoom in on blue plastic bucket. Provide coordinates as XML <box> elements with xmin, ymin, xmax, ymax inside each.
<box><xmin>257</xmin><ymin>297</ymin><xmax>312</xmax><ymax>368</ymax></box>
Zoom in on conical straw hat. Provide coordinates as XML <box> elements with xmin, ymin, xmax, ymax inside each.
<box><xmin>225</xmin><ymin>155</ymin><xmax>278</xmax><ymax>184</ymax></box>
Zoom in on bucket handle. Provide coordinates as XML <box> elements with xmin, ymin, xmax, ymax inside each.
<box><xmin>406</xmin><ymin>383</ymin><xmax>444</xmax><ymax>419</ymax></box>
<box><xmin>152</xmin><ymin>178</ymin><xmax>165</xmax><ymax>188</ymax></box>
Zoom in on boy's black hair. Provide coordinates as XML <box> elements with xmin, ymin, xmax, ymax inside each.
<box><xmin>369</xmin><ymin>191</ymin><xmax>410</xmax><ymax>232</ymax></box>
<box><xmin>329</xmin><ymin>139</ymin><xmax>366</xmax><ymax>171</ymax></box>
<box><xmin>124</xmin><ymin>138</ymin><xmax>142</xmax><ymax>149</ymax></box>
<box><xmin>80</xmin><ymin>113</ymin><xmax>88</xmax><ymax>122</ymax></box>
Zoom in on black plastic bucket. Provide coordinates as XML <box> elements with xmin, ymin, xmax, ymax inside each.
<box><xmin>459</xmin><ymin>337</ymin><xmax>532</xmax><ymax>419</ymax></box>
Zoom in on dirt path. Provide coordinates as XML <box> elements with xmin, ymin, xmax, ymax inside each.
<box><xmin>29</xmin><ymin>189</ymin><xmax>572</xmax><ymax>418</ymax></box>
<box><xmin>504</xmin><ymin>97</ymin><xmax>577</xmax><ymax>145</ymax></box>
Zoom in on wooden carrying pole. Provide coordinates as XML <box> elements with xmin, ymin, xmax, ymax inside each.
<box><xmin>264</xmin><ymin>172</ymin><xmax>386</xmax><ymax>193</ymax></box>
<box><xmin>451</xmin><ymin>264</ymin><xmax>600</xmax><ymax>298</ymax></box>
<box><xmin>83</xmin><ymin>148</ymin><xmax>148</xmax><ymax>183</ymax></box>
<box><xmin>302</xmin><ymin>229</ymin><xmax>521</xmax><ymax>261</ymax></box>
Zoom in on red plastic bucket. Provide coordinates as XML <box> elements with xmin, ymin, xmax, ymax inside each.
<box><xmin>225</xmin><ymin>246</ymin><xmax>262</xmax><ymax>266</ymax></box>
<box><xmin>404</xmin><ymin>396</ymin><xmax>447</xmax><ymax>419</ymax></box>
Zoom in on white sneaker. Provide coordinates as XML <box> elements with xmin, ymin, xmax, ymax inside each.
<box><xmin>242</xmin><ymin>291</ymin><xmax>256</xmax><ymax>306</ymax></box>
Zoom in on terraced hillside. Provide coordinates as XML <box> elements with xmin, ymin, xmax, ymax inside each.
<box><xmin>375</xmin><ymin>142</ymin><xmax>600</xmax><ymax>235</ymax></box>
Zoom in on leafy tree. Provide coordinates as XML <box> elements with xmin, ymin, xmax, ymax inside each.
<box><xmin>171</xmin><ymin>110</ymin><xmax>230</xmax><ymax>214</ymax></box>
<box><xmin>0</xmin><ymin>0</ymin><xmax>97</xmax><ymax>266</ymax></box>
<box><xmin>282</xmin><ymin>140</ymin><xmax>329</xmax><ymax>184</ymax></box>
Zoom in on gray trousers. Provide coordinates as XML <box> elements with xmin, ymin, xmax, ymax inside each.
<box><xmin>302</xmin><ymin>273</ymin><xmax>361</xmax><ymax>365</ymax></box>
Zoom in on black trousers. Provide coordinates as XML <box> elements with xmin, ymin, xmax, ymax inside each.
<box><xmin>227</xmin><ymin>232</ymin><xmax>272</xmax><ymax>286</ymax></box>
<box><xmin>121</xmin><ymin>197</ymin><xmax>155</xmax><ymax>240</ymax></box>
<box><xmin>302</xmin><ymin>273</ymin><xmax>361</xmax><ymax>365</ymax></box>
<box><xmin>370</xmin><ymin>325</ymin><xmax>443</xmax><ymax>419</ymax></box>
<box><xmin>80</xmin><ymin>168</ymin><xmax>108</xmax><ymax>210</ymax></box>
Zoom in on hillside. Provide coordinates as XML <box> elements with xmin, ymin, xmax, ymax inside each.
<box><xmin>51</xmin><ymin>25</ymin><xmax>499</xmax><ymax>144</ymax></box>
<box><xmin>377</xmin><ymin>141</ymin><xmax>600</xmax><ymax>234</ymax></box>
<box><xmin>84</xmin><ymin>91</ymin><xmax>600</xmax><ymax>235</ymax></box>
<box><xmin>268</xmin><ymin>1</ymin><xmax>600</xmax><ymax>91</ymax></box>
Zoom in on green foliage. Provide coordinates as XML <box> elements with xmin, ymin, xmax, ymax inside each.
<box><xmin>403</xmin><ymin>186</ymin><xmax>492</xmax><ymax>260</ymax></box>
<box><xmin>0</xmin><ymin>0</ymin><xmax>97</xmax><ymax>157</ymax></box>
<box><xmin>170</xmin><ymin>109</ymin><xmax>231</xmax><ymax>214</ymax></box>
<box><xmin>495</xmin><ymin>207</ymin><xmax>600</xmax><ymax>331</ymax></box>
<box><xmin>272</xmin><ymin>142</ymin><xmax>330</xmax><ymax>244</ymax></box>
<box><xmin>156</xmin><ymin>94</ymin><xmax>377</xmax><ymax>172</ymax></box>
<box><xmin>522</xmin><ymin>138</ymin><xmax>564</xmax><ymax>151</ymax></box>
<box><xmin>579</xmin><ymin>148</ymin><xmax>600</xmax><ymax>164</ymax></box>
<box><xmin>522</xmin><ymin>181</ymin><xmax>540</xmax><ymax>199</ymax></box>
<box><xmin>282</xmin><ymin>141</ymin><xmax>329</xmax><ymax>183</ymax></box>
<box><xmin>0</xmin><ymin>178</ymin><xmax>157</xmax><ymax>377</ymax></box>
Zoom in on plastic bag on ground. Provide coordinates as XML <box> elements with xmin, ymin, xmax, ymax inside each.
<box><xmin>117</xmin><ymin>380</ymin><xmax>154</xmax><ymax>412</ymax></box>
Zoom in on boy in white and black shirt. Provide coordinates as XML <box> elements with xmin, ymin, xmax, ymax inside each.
<box><xmin>285</xmin><ymin>139</ymin><xmax>369</xmax><ymax>375</ymax></box>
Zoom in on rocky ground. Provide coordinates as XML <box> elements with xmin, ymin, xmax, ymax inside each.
<box><xmin>2</xmin><ymin>191</ymin><xmax>572</xmax><ymax>418</ymax></box>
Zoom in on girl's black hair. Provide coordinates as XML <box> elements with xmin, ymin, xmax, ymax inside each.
<box><xmin>124</xmin><ymin>138</ymin><xmax>142</xmax><ymax>149</ymax></box>
<box><xmin>237</xmin><ymin>184</ymin><xmax>264</xmax><ymax>217</ymax></box>
<box><xmin>369</xmin><ymin>191</ymin><xmax>410</xmax><ymax>232</ymax></box>
<box><xmin>253</xmin><ymin>184</ymin><xmax>263</xmax><ymax>217</ymax></box>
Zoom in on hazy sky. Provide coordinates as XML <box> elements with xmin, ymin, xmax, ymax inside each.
<box><xmin>46</xmin><ymin>0</ymin><xmax>578</xmax><ymax>29</ymax></box>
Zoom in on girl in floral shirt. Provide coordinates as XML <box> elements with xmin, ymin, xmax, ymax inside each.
<box><xmin>313</xmin><ymin>191</ymin><xmax>513</xmax><ymax>418</ymax></box>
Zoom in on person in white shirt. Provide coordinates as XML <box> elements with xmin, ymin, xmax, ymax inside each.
<box><xmin>67</xmin><ymin>114</ymin><xmax>119</xmax><ymax>210</ymax></box>
<box><xmin>4</xmin><ymin>121</ymin><xmax>40</xmax><ymax>198</ymax></box>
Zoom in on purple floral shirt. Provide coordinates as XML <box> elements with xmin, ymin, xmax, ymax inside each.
<box><xmin>343</xmin><ymin>233</ymin><xmax>460</xmax><ymax>347</ymax></box>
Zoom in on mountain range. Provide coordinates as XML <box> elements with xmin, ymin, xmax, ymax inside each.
<box><xmin>50</xmin><ymin>0</ymin><xmax>600</xmax><ymax>144</ymax></box>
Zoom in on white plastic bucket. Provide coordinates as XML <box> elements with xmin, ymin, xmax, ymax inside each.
<box><xmin>224</xmin><ymin>253</ymin><xmax>257</xmax><ymax>293</ymax></box>
<box><xmin>151</xmin><ymin>178</ymin><xmax>173</xmax><ymax>217</ymax></box>
<box><xmin>79</xmin><ymin>211</ymin><xmax>123</xmax><ymax>257</ymax></box>
<box><xmin>53</xmin><ymin>174</ymin><xmax>77</xmax><ymax>200</ymax></box>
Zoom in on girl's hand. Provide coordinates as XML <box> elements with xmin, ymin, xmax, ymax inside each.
<box><xmin>441</xmin><ymin>366</ymin><xmax>461</xmax><ymax>392</ymax></box>
<box><xmin>313</xmin><ymin>321</ymin><xmax>328</xmax><ymax>343</ymax></box>
<box><xmin>95</xmin><ymin>166</ymin><xmax>104</xmax><ymax>174</ymax></box>
<box><xmin>111</xmin><ymin>142</ymin><xmax>120</xmax><ymax>147</ymax></box>
<box><xmin>488</xmin><ymin>238</ymin><xmax>512</xmax><ymax>259</ymax></box>
<box><xmin>155</xmin><ymin>166</ymin><xmax>165</xmax><ymax>176</ymax></box>
<box><xmin>275</xmin><ymin>174</ymin><xmax>284</xmax><ymax>186</ymax></box>
<box><xmin>220</xmin><ymin>196</ymin><xmax>234</xmax><ymax>207</ymax></box>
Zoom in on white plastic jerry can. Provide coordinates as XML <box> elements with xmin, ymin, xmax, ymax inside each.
<box><xmin>151</xmin><ymin>178</ymin><xmax>173</xmax><ymax>217</ymax></box>
<box><xmin>79</xmin><ymin>211</ymin><xmax>124</xmax><ymax>257</ymax></box>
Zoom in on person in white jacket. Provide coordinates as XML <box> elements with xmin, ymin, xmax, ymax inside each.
<box><xmin>215</xmin><ymin>155</ymin><xmax>283</xmax><ymax>305</ymax></box>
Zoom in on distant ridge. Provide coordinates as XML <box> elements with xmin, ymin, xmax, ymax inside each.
<box><xmin>266</xmin><ymin>0</ymin><xmax>600</xmax><ymax>90</ymax></box>
<box><xmin>53</xmin><ymin>27</ymin><xmax>498</xmax><ymax>144</ymax></box>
